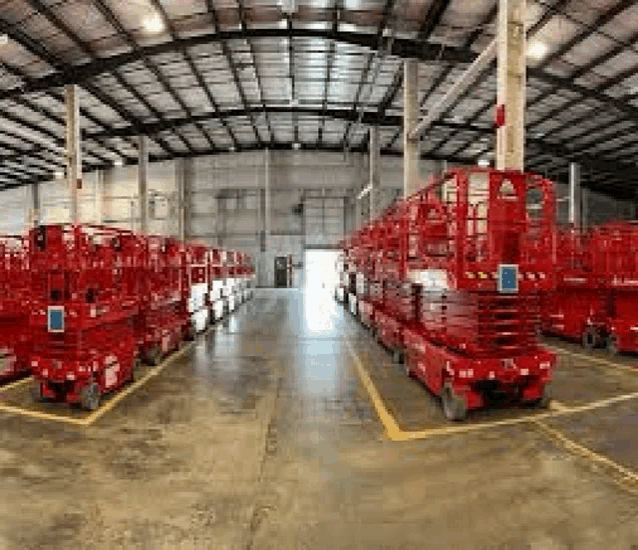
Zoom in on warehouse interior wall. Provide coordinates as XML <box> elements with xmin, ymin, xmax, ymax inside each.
<box><xmin>0</xmin><ymin>151</ymin><xmax>634</xmax><ymax>285</ymax></box>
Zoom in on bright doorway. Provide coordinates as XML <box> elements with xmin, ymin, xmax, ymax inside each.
<box><xmin>304</xmin><ymin>249</ymin><xmax>340</xmax><ymax>295</ymax></box>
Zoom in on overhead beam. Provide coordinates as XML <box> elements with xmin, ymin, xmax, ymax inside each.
<box><xmin>0</xmin><ymin>29</ymin><xmax>476</xmax><ymax>104</ymax></box>
<box><xmin>409</xmin><ymin>40</ymin><xmax>497</xmax><ymax>140</ymax></box>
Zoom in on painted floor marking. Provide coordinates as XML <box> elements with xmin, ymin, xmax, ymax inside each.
<box><xmin>346</xmin><ymin>341</ymin><xmax>638</xmax><ymax>442</ymax></box>
<box><xmin>82</xmin><ymin>340</ymin><xmax>195</xmax><ymax>427</ymax></box>
<box><xmin>548</xmin><ymin>345</ymin><xmax>638</xmax><ymax>374</ymax></box>
<box><xmin>0</xmin><ymin>401</ymin><xmax>87</xmax><ymax>426</ymax></box>
<box><xmin>532</xmin><ymin>419</ymin><xmax>638</xmax><ymax>494</ymax></box>
<box><xmin>0</xmin><ymin>375</ymin><xmax>33</xmax><ymax>394</ymax></box>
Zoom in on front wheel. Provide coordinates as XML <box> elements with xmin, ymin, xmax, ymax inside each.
<box><xmin>582</xmin><ymin>327</ymin><xmax>599</xmax><ymax>350</ymax></box>
<box><xmin>80</xmin><ymin>381</ymin><xmax>101</xmax><ymax>411</ymax></box>
<box><xmin>442</xmin><ymin>384</ymin><xmax>467</xmax><ymax>421</ymax></box>
<box><xmin>145</xmin><ymin>347</ymin><xmax>162</xmax><ymax>366</ymax></box>
<box><xmin>31</xmin><ymin>382</ymin><xmax>43</xmax><ymax>402</ymax></box>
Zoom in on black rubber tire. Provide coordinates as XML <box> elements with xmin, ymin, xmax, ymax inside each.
<box><xmin>582</xmin><ymin>327</ymin><xmax>599</xmax><ymax>350</ymax></box>
<box><xmin>145</xmin><ymin>347</ymin><xmax>162</xmax><ymax>366</ymax></box>
<box><xmin>531</xmin><ymin>385</ymin><xmax>552</xmax><ymax>409</ymax></box>
<box><xmin>392</xmin><ymin>349</ymin><xmax>405</xmax><ymax>364</ymax></box>
<box><xmin>80</xmin><ymin>381</ymin><xmax>101</xmax><ymax>411</ymax></box>
<box><xmin>405</xmin><ymin>360</ymin><xmax>415</xmax><ymax>379</ymax></box>
<box><xmin>131</xmin><ymin>358</ymin><xmax>143</xmax><ymax>382</ymax></box>
<box><xmin>606</xmin><ymin>334</ymin><xmax>619</xmax><ymax>357</ymax></box>
<box><xmin>30</xmin><ymin>382</ymin><xmax>43</xmax><ymax>402</ymax></box>
<box><xmin>442</xmin><ymin>385</ymin><xmax>468</xmax><ymax>421</ymax></box>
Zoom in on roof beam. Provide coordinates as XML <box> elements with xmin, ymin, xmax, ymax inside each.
<box><xmin>318</xmin><ymin>0</ymin><xmax>344</xmax><ymax>147</ymax></box>
<box><xmin>384</xmin><ymin>2</ymin><xmax>497</xmax><ymax>149</ymax></box>
<box><xmin>92</xmin><ymin>0</ymin><xmax>194</xmax><ymax>153</ymax></box>
<box><xmin>370</xmin><ymin>0</ymin><xmax>452</xmax><ymax>137</ymax></box>
<box><xmin>0</xmin><ymin>6</ymin><xmax>173</xmax><ymax>156</ymax></box>
<box><xmin>237</xmin><ymin>0</ymin><xmax>274</xmax><ymax>145</ymax></box>
<box><xmin>341</xmin><ymin>0</ymin><xmax>398</xmax><ymax>149</ymax></box>
<box><xmin>0</xmin><ymin>29</ymin><xmax>476</xmax><ymax>104</ymax></box>
<box><xmin>206</xmin><ymin>0</ymin><xmax>263</xmax><ymax>147</ymax></box>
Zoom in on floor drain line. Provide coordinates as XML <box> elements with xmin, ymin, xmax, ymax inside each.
<box><xmin>245</xmin><ymin>375</ymin><xmax>283</xmax><ymax>550</ymax></box>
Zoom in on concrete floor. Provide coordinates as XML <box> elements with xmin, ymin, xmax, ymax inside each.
<box><xmin>0</xmin><ymin>289</ymin><xmax>638</xmax><ymax>549</ymax></box>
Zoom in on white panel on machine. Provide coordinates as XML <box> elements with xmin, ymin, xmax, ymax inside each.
<box><xmin>408</xmin><ymin>269</ymin><xmax>449</xmax><ymax>291</ymax></box>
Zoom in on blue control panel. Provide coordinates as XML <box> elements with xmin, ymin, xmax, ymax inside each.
<box><xmin>47</xmin><ymin>306</ymin><xmax>65</xmax><ymax>332</ymax></box>
<box><xmin>498</xmin><ymin>264</ymin><xmax>518</xmax><ymax>294</ymax></box>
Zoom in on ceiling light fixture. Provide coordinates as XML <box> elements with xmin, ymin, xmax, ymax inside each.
<box><xmin>54</xmin><ymin>170</ymin><xmax>64</xmax><ymax>179</ymax></box>
<box><xmin>528</xmin><ymin>42</ymin><xmax>547</xmax><ymax>60</ymax></box>
<box><xmin>477</xmin><ymin>159</ymin><xmax>490</xmax><ymax>167</ymax></box>
<box><xmin>0</xmin><ymin>34</ymin><xmax>8</xmax><ymax>46</ymax></box>
<box><xmin>114</xmin><ymin>159</ymin><xmax>124</xmax><ymax>167</ymax></box>
<box><xmin>229</xmin><ymin>146</ymin><xmax>236</xmax><ymax>153</ymax></box>
<box><xmin>143</xmin><ymin>14</ymin><xmax>164</xmax><ymax>34</ymax></box>
<box><xmin>293</xmin><ymin>142</ymin><xmax>301</xmax><ymax>150</ymax></box>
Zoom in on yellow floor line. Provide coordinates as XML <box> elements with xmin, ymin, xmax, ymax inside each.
<box><xmin>0</xmin><ymin>375</ymin><xmax>33</xmax><ymax>394</ymax></box>
<box><xmin>548</xmin><ymin>345</ymin><xmax>637</xmax><ymax>373</ymax></box>
<box><xmin>532</xmin><ymin>419</ymin><xmax>638</xmax><ymax>491</ymax></box>
<box><xmin>82</xmin><ymin>340</ymin><xmax>195</xmax><ymax>427</ymax></box>
<box><xmin>347</xmin><ymin>338</ymin><xmax>638</xmax><ymax>442</ymax></box>
<box><xmin>0</xmin><ymin>402</ymin><xmax>86</xmax><ymax>426</ymax></box>
<box><xmin>549</xmin><ymin>400</ymin><xmax>568</xmax><ymax>411</ymax></box>
<box><xmin>345</xmin><ymin>340</ymin><xmax>402</xmax><ymax>439</ymax></box>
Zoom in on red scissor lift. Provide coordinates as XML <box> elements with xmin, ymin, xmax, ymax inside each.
<box><xmin>542</xmin><ymin>221</ymin><xmax>638</xmax><ymax>355</ymax></box>
<box><xmin>185</xmin><ymin>242</ymin><xmax>210</xmax><ymax>333</ymax></box>
<box><xmin>0</xmin><ymin>235</ymin><xmax>32</xmax><ymax>380</ymax></box>
<box><xmin>374</xmin><ymin>204</ymin><xmax>408</xmax><ymax>361</ymax></box>
<box><xmin>341</xmin><ymin>168</ymin><xmax>558</xmax><ymax>419</ymax></box>
<box><xmin>208</xmin><ymin>248</ymin><xmax>225</xmax><ymax>322</ymax></box>
<box><xmin>28</xmin><ymin>225</ymin><xmax>144</xmax><ymax>410</ymax></box>
<box><xmin>402</xmin><ymin>168</ymin><xmax>557</xmax><ymax>419</ymax></box>
<box><xmin>138</xmin><ymin>235</ymin><xmax>190</xmax><ymax>367</ymax></box>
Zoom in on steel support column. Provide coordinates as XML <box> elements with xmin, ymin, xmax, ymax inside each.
<box><xmin>138</xmin><ymin>135</ymin><xmax>149</xmax><ymax>233</ymax></box>
<box><xmin>403</xmin><ymin>59</ymin><xmax>419</xmax><ymax>197</ymax></box>
<box><xmin>496</xmin><ymin>0</ymin><xmax>526</xmax><ymax>171</ymax></box>
<box><xmin>65</xmin><ymin>84</ymin><xmax>81</xmax><ymax>223</ymax></box>
<box><xmin>95</xmin><ymin>169</ymin><xmax>103</xmax><ymax>224</ymax></box>
<box><xmin>184</xmin><ymin>158</ymin><xmax>194</xmax><ymax>240</ymax></box>
<box><xmin>569</xmin><ymin>162</ymin><xmax>581</xmax><ymax>228</ymax></box>
<box><xmin>369</xmin><ymin>126</ymin><xmax>380</xmax><ymax>220</ymax></box>
<box><xmin>31</xmin><ymin>182</ymin><xmax>40</xmax><ymax>226</ymax></box>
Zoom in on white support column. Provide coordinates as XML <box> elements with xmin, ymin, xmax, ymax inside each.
<box><xmin>95</xmin><ymin>170</ymin><xmax>104</xmax><ymax>224</ymax></box>
<box><xmin>183</xmin><ymin>158</ymin><xmax>194</xmax><ymax>240</ymax></box>
<box><xmin>32</xmin><ymin>182</ymin><xmax>40</xmax><ymax>227</ymax></box>
<box><xmin>369</xmin><ymin>126</ymin><xmax>380</xmax><ymax>220</ymax></box>
<box><xmin>569</xmin><ymin>162</ymin><xmax>581</xmax><ymax>228</ymax></box>
<box><xmin>65</xmin><ymin>84</ymin><xmax>82</xmax><ymax>223</ymax></box>
<box><xmin>403</xmin><ymin>59</ymin><xmax>419</xmax><ymax>198</ymax></box>
<box><xmin>496</xmin><ymin>0</ymin><xmax>526</xmax><ymax>171</ymax></box>
<box><xmin>138</xmin><ymin>136</ymin><xmax>149</xmax><ymax>233</ymax></box>
<box><xmin>265</xmin><ymin>149</ymin><xmax>271</xmax><ymax>241</ymax></box>
<box><xmin>582</xmin><ymin>186</ymin><xmax>590</xmax><ymax>229</ymax></box>
<box><xmin>176</xmin><ymin>159</ymin><xmax>185</xmax><ymax>240</ymax></box>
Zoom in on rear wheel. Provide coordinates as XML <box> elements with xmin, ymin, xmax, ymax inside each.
<box><xmin>131</xmin><ymin>358</ymin><xmax>143</xmax><ymax>382</ymax></box>
<box><xmin>531</xmin><ymin>385</ymin><xmax>552</xmax><ymax>409</ymax></box>
<box><xmin>582</xmin><ymin>327</ymin><xmax>599</xmax><ymax>350</ymax></box>
<box><xmin>80</xmin><ymin>381</ymin><xmax>101</xmax><ymax>411</ymax></box>
<box><xmin>31</xmin><ymin>382</ymin><xmax>43</xmax><ymax>402</ymax></box>
<box><xmin>442</xmin><ymin>384</ymin><xmax>467</xmax><ymax>421</ymax></box>
<box><xmin>606</xmin><ymin>333</ymin><xmax>619</xmax><ymax>357</ymax></box>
